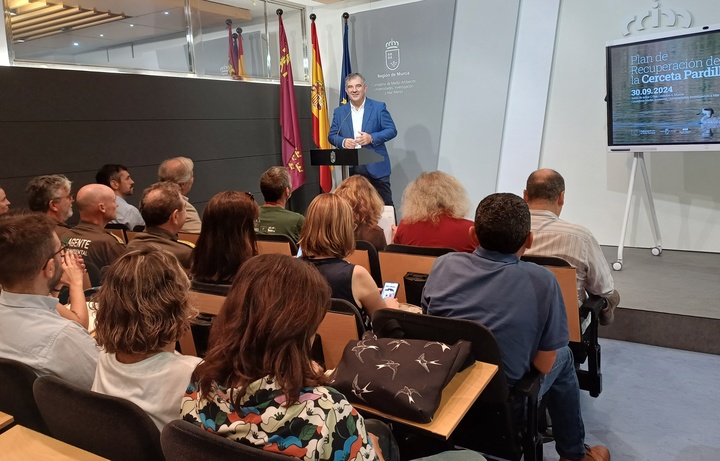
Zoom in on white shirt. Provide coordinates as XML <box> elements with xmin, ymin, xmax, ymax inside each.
<box><xmin>0</xmin><ymin>290</ymin><xmax>99</xmax><ymax>389</ymax></box>
<box><xmin>350</xmin><ymin>98</ymin><xmax>366</xmax><ymax>148</ymax></box>
<box><xmin>526</xmin><ymin>209</ymin><xmax>615</xmax><ymax>303</ymax></box>
<box><xmin>112</xmin><ymin>195</ymin><xmax>145</xmax><ymax>231</ymax></box>
<box><xmin>92</xmin><ymin>350</ymin><xmax>201</xmax><ymax>430</ymax></box>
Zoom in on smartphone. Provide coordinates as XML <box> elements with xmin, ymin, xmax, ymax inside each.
<box><xmin>381</xmin><ymin>282</ymin><xmax>399</xmax><ymax>299</ymax></box>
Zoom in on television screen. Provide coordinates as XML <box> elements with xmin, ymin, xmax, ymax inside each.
<box><xmin>606</xmin><ymin>24</ymin><xmax>720</xmax><ymax>152</ymax></box>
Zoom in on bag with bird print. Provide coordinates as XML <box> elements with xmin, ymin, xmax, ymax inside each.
<box><xmin>330</xmin><ymin>331</ymin><xmax>472</xmax><ymax>423</ymax></box>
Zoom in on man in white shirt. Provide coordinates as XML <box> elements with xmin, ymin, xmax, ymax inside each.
<box><xmin>524</xmin><ymin>169</ymin><xmax>620</xmax><ymax>325</ymax></box>
<box><xmin>96</xmin><ymin>164</ymin><xmax>145</xmax><ymax>231</ymax></box>
<box><xmin>0</xmin><ymin>213</ymin><xmax>98</xmax><ymax>389</ymax></box>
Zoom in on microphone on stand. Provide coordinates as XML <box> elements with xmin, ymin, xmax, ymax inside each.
<box><xmin>333</xmin><ymin>108</ymin><xmax>354</xmax><ymax>149</ymax></box>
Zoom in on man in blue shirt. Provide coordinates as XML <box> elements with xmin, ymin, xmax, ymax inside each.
<box><xmin>422</xmin><ymin>193</ymin><xmax>609</xmax><ymax>461</ymax></box>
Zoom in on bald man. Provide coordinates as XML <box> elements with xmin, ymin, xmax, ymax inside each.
<box><xmin>523</xmin><ymin>169</ymin><xmax>619</xmax><ymax>325</ymax></box>
<box><xmin>62</xmin><ymin>184</ymin><xmax>126</xmax><ymax>275</ymax></box>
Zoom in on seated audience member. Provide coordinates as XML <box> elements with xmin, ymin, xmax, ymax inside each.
<box><xmin>334</xmin><ymin>175</ymin><xmax>387</xmax><ymax>251</ymax></box>
<box><xmin>62</xmin><ymin>184</ymin><xmax>126</xmax><ymax>273</ymax></box>
<box><xmin>96</xmin><ymin>164</ymin><xmax>145</xmax><ymax>230</ymax></box>
<box><xmin>299</xmin><ymin>194</ymin><xmax>397</xmax><ymax>327</ymax></box>
<box><xmin>0</xmin><ymin>186</ymin><xmax>9</xmax><ymax>215</ymax></box>
<box><xmin>0</xmin><ymin>213</ymin><xmax>98</xmax><ymax>389</ymax></box>
<box><xmin>191</xmin><ymin>191</ymin><xmax>258</xmax><ymax>291</ymax></box>
<box><xmin>255</xmin><ymin>166</ymin><xmax>304</xmax><ymax>244</ymax></box>
<box><xmin>394</xmin><ymin>171</ymin><xmax>475</xmax><ymax>252</ymax></box>
<box><xmin>158</xmin><ymin>156</ymin><xmax>201</xmax><ymax>233</ymax></box>
<box><xmin>26</xmin><ymin>174</ymin><xmax>75</xmax><ymax>239</ymax></box>
<box><xmin>125</xmin><ymin>182</ymin><xmax>194</xmax><ymax>270</ymax></box>
<box><xmin>524</xmin><ymin>169</ymin><xmax>620</xmax><ymax>325</ymax></box>
<box><xmin>92</xmin><ymin>247</ymin><xmax>201</xmax><ymax>430</ymax></box>
<box><xmin>181</xmin><ymin>254</ymin><xmax>394</xmax><ymax>461</ymax></box>
<box><xmin>422</xmin><ymin>193</ymin><xmax>609</xmax><ymax>461</ymax></box>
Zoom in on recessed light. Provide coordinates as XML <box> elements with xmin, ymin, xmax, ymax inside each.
<box><xmin>164</xmin><ymin>11</ymin><xmax>169</xmax><ymax>15</ymax></box>
<box><xmin>73</xmin><ymin>42</ymin><xmax>79</xmax><ymax>46</ymax></box>
<box><xmin>99</xmin><ymin>34</ymin><xmax>104</xmax><ymax>37</ymax></box>
<box><xmin>129</xmin><ymin>24</ymin><xmax>134</xmax><ymax>27</ymax></box>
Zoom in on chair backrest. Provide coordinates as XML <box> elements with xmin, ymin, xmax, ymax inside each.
<box><xmin>345</xmin><ymin>240</ymin><xmax>382</xmax><ymax>287</ymax></box>
<box><xmin>179</xmin><ymin>290</ymin><xmax>228</xmax><ymax>357</ymax></box>
<box><xmin>378</xmin><ymin>251</ymin><xmax>438</xmax><ymax>303</ymax></box>
<box><xmin>105</xmin><ymin>225</ymin><xmax>128</xmax><ymax>243</ymax></box>
<box><xmin>0</xmin><ymin>358</ymin><xmax>48</xmax><ymax>434</ymax></box>
<box><xmin>257</xmin><ymin>234</ymin><xmax>298</xmax><ymax>256</ymax></box>
<box><xmin>177</xmin><ymin>232</ymin><xmax>199</xmax><ymax>245</ymax></box>
<box><xmin>125</xmin><ymin>230</ymin><xmax>139</xmax><ymax>241</ymax></box>
<box><xmin>33</xmin><ymin>375</ymin><xmax>164</xmax><ymax>461</ymax></box>
<box><xmin>161</xmin><ymin>419</ymin><xmax>292</xmax><ymax>461</ymax></box>
<box><xmin>384</xmin><ymin>243</ymin><xmax>456</xmax><ymax>257</ymax></box>
<box><xmin>316</xmin><ymin>299</ymin><xmax>366</xmax><ymax>370</ymax></box>
<box><xmin>521</xmin><ymin>256</ymin><xmax>581</xmax><ymax>342</ymax></box>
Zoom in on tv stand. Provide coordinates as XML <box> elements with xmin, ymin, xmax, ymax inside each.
<box><xmin>613</xmin><ymin>152</ymin><xmax>663</xmax><ymax>271</ymax></box>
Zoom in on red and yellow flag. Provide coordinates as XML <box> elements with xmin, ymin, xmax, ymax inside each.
<box><xmin>236</xmin><ymin>27</ymin><xmax>247</xmax><ymax>78</ymax></box>
<box><xmin>278</xmin><ymin>12</ymin><xmax>305</xmax><ymax>191</ymax></box>
<box><xmin>311</xmin><ymin>18</ymin><xmax>332</xmax><ymax>193</ymax></box>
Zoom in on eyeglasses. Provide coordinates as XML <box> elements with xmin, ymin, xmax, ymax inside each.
<box><xmin>53</xmin><ymin>193</ymin><xmax>74</xmax><ymax>203</ymax></box>
<box><xmin>244</xmin><ymin>192</ymin><xmax>254</xmax><ymax>200</ymax></box>
<box><xmin>50</xmin><ymin>242</ymin><xmax>70</xmax><ymax>260</ymax></box>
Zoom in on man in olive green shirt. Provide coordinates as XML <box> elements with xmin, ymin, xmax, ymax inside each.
<box><xmin>255</xmin><ymin>167</ymin><xmax>304</xmax><ymax>245</ymax></box>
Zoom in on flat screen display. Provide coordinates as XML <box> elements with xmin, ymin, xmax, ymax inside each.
<box><xmin>606</xmin><ymin>24</ymin><xmax>720</xmax><ymax>152</ymax></box>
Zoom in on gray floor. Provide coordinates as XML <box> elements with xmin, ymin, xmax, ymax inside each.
<box><xmin>541</xmin><ymin>338</ymin><xmax>720</xmax><ymax>461</ymax></box>
<box><xmin>600</xmin><ymin>246</ymin><xmax>720</xmax><ymax>319</ymax></box>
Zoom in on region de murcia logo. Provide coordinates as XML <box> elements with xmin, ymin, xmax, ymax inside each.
<box><xmin>385</xmin><ymin>39</ymin><xmax>400</xmax><ymax>71</ymax></box>
<box><xmin>622</xmin><ymin>0</ymin><xmax>692</xmax><ymax>36</ymax></box>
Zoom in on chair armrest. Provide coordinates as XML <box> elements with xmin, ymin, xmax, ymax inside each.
<box><xmin>512</xmin><ymin>368</ymin><xmax>543</xmax><ymax>405</ymax></box>
<box><xmin>579</xmin><ymin>295</ymin><xmax>606</xmax><ymax>319</ymax></box>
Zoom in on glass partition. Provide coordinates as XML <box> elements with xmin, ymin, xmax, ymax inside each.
<box><xmin>3</xmin><ymin>0</ymin><xmax>308</xmax><ymax>81</ymax></box>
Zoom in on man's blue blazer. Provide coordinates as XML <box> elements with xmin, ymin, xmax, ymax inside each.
<box><xmin>328</xmin><ymin>98</ymin><xmax>397</xmax><ymax>179</ymax></box>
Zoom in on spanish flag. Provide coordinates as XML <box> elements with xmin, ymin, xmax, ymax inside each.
<box><xmin>311</xmin><ymin>17</ymin><xmax>332</xmax><ymax>193</ymax></box>
<box><xmin>236</xmin><ymin>28</ymin><xmax>247</xmax><ymax>78</ymax></box>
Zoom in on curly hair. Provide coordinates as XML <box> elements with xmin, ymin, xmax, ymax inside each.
<box><xmin>194</xmin><ymin>254</ymin><xmax>331</xmax><ymax>407</ymax></box>
<box><xmin>334</xmin><ymin>175</ymin><xmax>384</xmax><ymax>227</ymax></box>
<box><xmin>93</xmin><ymin>247</ymin><xmax>195</xmax><ymax>354</ymax></box>
<box><xmin>26</xmin><ymin>175</ymin><xmax>72</xmax><ymax>213</ymax></box>
<box><xmin>400</xmin><ymin>171</ymin><xmax>470</xmax><ymax>224</ymax></box>
<box><xmin>191</xmin><ymin>191</ymin><xmax>259</xmax><ymax>283</ymax></box>
<box><xmin>298</xmin><ymin>194</ymin><xmax>355</xmax><ymax>259</ymax></box>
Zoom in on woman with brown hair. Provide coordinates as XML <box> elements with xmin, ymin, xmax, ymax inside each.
<box><xmin>92</xmin><ymin>247</ymin><xmax>201</xmax><ymax>430</ymax></box>
<box><xmin>181</xmin><ymin>254</ymin><xmax>389</xmax><ymax>461</ymax></box>
<box><xmin>334</xmin><ymin>175</ymin><xmax>387</xmax><ymax>251</ymax></box>
<box><xmin>191</xmin><ymin>190</ymin><xmax>259</xmax><ymax>289</ymax></box>
<box><xmin>299</xmin><ymin>193</ymin><xmax>397</xmax><ymax>327</ymax></box>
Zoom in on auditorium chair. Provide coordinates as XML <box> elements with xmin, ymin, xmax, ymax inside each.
<box><xmin>372</xmin><ymin>309</ymin><xmax>544</xmax><ymax>461</ymax></box>
<box><xmin>345</xmin><ymin>239</ymin><xmax>383</xmax><ymax>287</ymax></box>
<box><xmin>315</xmin><ymin>298</ymin><xmax>366</xmax><ymax>370</ymax></box>
<box><xmin>521</xmin><ymin>255</ymin><xmax>606</xmax><ymax>397</ymax></box>
<box><xmin>378</xmin><ymin>245</ymin><xmax>454</xmax><ymax>304</ymax></box>
<box><xmin>0</xmin><ymin>358</ymin><xmax>48</xmax><ymax>434</ymax></box>
<box><xmin>256</xmin><ymin>233</ymin><xmax>298</xmax><ymax>256</ymax></box>
<box><xmin>34</xmin><ymin>375</ymin><xmax>165</xmax><ymax>461</ymax></box>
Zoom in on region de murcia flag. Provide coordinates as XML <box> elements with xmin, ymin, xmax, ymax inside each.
<box><xmin>278</xmin><ymin>12</ymin><xmax>305</xmax><ymax>190</ymax></box>
<box><xmin>311</xmin><ymin>19</ymin><xmax>332</xmax><ymax>192</ymax></box>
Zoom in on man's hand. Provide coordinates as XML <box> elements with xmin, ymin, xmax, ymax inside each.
<box><xmin>355</xmin><ymin>131</ymin><xmax>373</xmax><ymax>146</ymax></box>
<box><xmin>59</xmin><ymin>251</ymin><xmax>84</xmax><ymax>288</ymax></box>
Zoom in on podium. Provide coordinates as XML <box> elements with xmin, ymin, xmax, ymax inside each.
<box><xmin>310</xmin><ymin>148</ymin><xmax>383</xmax><ymax>180</ymax></box>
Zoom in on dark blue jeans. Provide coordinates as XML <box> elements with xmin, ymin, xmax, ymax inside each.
<box><xmin>350</xmin><ymin>169</ymin><xmax>394</xmax><ymax>207</ymax></box>
<box><xmin>539</xmin><ymin>345</ymin><xmax>586</xmax><ymax>460</ymax></box>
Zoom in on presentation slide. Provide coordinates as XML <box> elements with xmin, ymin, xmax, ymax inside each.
<box><xmin>607</xmin><ymin>28</ymin><xmax>720</xmax><ymax>147</ymax></box>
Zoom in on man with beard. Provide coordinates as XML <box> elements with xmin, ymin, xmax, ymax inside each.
<box><xmin>96</xmin><ymin>164</ymin><xmax>145</xmax><ymax>231</ymax></box>
<box><xmin>26</xmin><ymin>174</ymin><xmax>75</xmax><ymax>240</ymax></box>
<box><xmin>0</xmin><ymin>214</ymin><xmax>98</xmax><ymax>389</ymax></box>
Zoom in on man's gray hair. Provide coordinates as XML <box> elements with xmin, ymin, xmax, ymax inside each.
<box><xmin>26</xmin><ymin>174</ymin><xmax>72</xmax><ymax>212</ymax></box>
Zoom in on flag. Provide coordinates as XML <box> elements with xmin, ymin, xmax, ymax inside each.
<box><xmin>236</xmin><ymin>28</ymin><xmax>247</xmax><ymax>78</ymax></box>
<box><xmin>278</xmin><ymin>12</ymin><xmax>305</xmax><ymax>191</ymax></box>
<box><xmin>339</xmin><ymin>15</ymin><xmax>352</xmax><ymax>105</ymax></box>
<box><xmin>311</xmin><ymin>18</ymin><xmax>332</xmax><ymax>193</ymax></box>
<box><xmin>226</xmin><ymin>19</ymin><xmax>237</xmax><ymax>77</ymax></box>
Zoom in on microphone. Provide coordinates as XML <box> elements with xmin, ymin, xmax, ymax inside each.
<box><xmin>334</xmin><ymin>108</ymin><xmax>354</xmax><ymax>149</ymax></box>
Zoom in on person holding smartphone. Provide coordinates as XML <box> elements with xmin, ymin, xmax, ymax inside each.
<box><xmin>299</xmin><ymin>194</ymin><xmax>398</xmax><ymax>329</ymax></box>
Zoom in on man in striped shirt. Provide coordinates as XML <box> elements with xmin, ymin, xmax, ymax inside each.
<box><xmin>523</xmin><ymin>169</ymin><xmax>619</xmax><ymax>325</ymax></box>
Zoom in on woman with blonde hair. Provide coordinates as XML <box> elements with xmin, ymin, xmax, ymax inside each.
<box><xmin>394</xmin><ymin>171</ymin><xmax>475</xmax><ymax>252</ymax></box>
<box><xmin>91</xmin><ymin>247</ymin><xmax>201</xmax><ymax>430</ymax></box>
<box><xmin>334</xmin><ymin>175</ymin><xmax>387</xmax><ymax>251</ymax></box>
<box><xmin>181</xmin><ymin>254</ymin><xmax>393</xmax><ymax>461</ymax></box>
<box><xmin>299</xmin><ymin>193</ymin><xmax>397</xmax><ymax>327</ymax></box>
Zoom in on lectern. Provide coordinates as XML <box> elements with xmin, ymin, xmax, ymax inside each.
<box><xmin>310</xmin><ymin>148</ymin><xmax>384</xmax><ymax>180</ymax></box>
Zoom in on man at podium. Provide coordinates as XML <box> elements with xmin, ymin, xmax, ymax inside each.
<box><xmin>329</xmin><ymin>73</ymin><xmax>397</xmax><ymax>206</ymax></box>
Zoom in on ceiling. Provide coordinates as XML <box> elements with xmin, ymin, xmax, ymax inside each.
<box><xmin>7</xmin><ymin>0</ymin><xmax>319</xmax><ymax>61</ymax></box>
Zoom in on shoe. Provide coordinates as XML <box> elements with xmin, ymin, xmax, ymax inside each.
<box><xmin>599</xmin><ymin>305</ymin><xmax>615</xmax><ymax>325</ymax></box>
<box><xmin>560</xmin><ymin>445</ymin><xmax>610</xmax><ymax>461</ymax></box>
